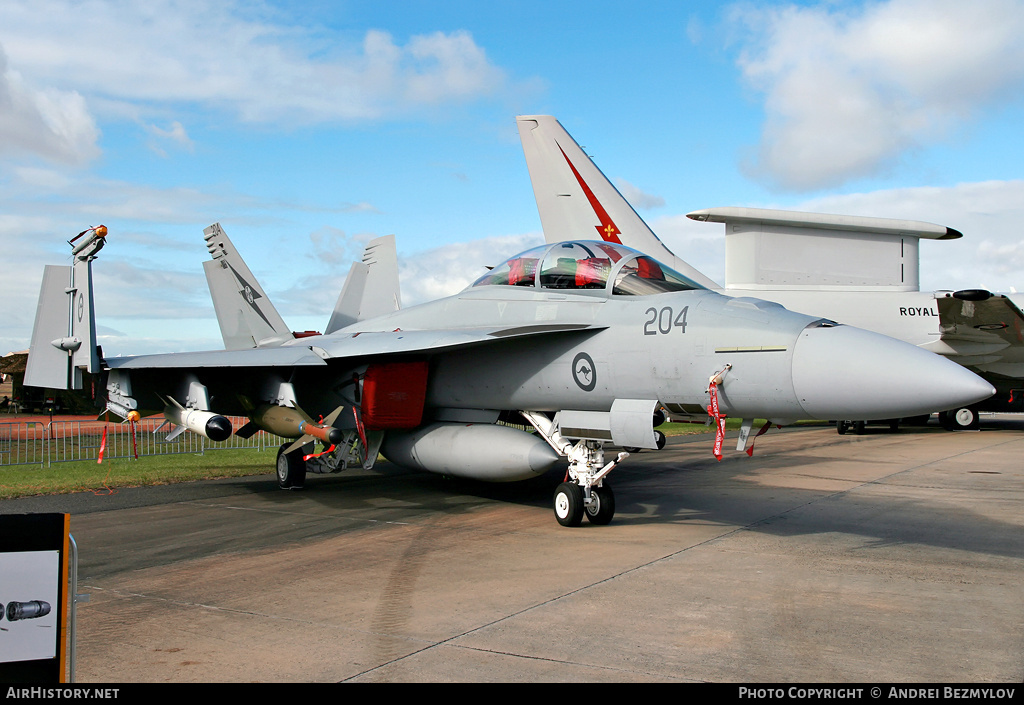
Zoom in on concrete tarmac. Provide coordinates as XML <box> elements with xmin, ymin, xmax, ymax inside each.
<box><xmin>3</xmin><ymin>420</ymin><xmax>1023</xmax><ymax>683</ymax></box>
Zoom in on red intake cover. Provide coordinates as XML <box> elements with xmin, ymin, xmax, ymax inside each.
<box><xmin>361</xmin><ymin>361</ymin><xmax>429</xmax><ymax>430</ymax></box>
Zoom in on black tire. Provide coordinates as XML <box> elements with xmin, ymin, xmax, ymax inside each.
<box><xmin>654</xmin><ymin>430</ymin><xmax>666</xmax><ymax>450</ymax></box>
<box><xmin>853</xmin><ymin>420</ymin><xmax>866</xmax><ymax>435</ymax></box>
<box><xmin>584</xmin><ymin>483</ymin><xmax>615</xmax><ymax>525</ymax></box>
<box><xmin>622</xmin><ymin>446</ymin><xmax>641</xmax><ymax>453</ymax></box>
<box><xmin>553</xmin><ymin>482</ymin><xmax>584</xmax><ymax>527</ymax></box>
<box><xmin>943</xmin><ymin>407</ymin><xmax>980</xmax><ymax>430</ymax></box>
<box><xmin>276</xmin><ymin>443</ymin><xmax>306</xmax><ymax>489</ymax></box>
<box><xmin>837</xmin><ymin>420</ymin><xmax>848</xmax><ymax>435</ymax></box>
<box><xmin>888</xmin><ymin>419</ymin><xmax>900</xmax><ymax>432</ymax></box>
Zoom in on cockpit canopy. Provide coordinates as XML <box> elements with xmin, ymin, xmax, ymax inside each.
<box><xmin>471</xmin><ymin>241</ymin><xmax>705</xmax><ymax>295</ymax></box>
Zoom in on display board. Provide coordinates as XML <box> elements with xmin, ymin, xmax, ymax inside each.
<box><xmin>0</xmin><ymin>514</ymin><xmax>70</xmax><ymax>683</ymax></box>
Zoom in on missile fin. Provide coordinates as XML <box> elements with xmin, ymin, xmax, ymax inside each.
<box><xmin>285</xmin><ymin>435</ymin><xmax>315</xmax><ymax>454</ymax></box>
<box><xmin>323</xmin><ymin>405</ymin><xmax>344</xmax><ymax>426</ymax></box>
<box><xmin>235</xmin><ymin>421</ymin><xmax>260</xmax><ymax>439</ymax></box>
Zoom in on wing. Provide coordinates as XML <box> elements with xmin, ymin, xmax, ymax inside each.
<box><xmin>922</xmin><ymin>292</ymin><xmax>1024</xmax><ymax>379</ymax></box>
<box><xmin>103</xmin><ymin>322</ymin><xmax>606</xmax><ymax>418</ymax></box>
<box><xmin>107</xmin><ymin>323</ymin><xmax>606</xmax><ymax>370</ymax></box>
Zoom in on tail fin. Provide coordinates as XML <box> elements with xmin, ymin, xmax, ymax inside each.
<box><xmin>24</xmin><ymin>226</ymin><xmax>106</xmax><ymax>390</ymax></box>
<box><xmin>516</xmin><ymin>115</ymin><xmax>719</xmax><ymax>289</ymax></box>
<box><xmin>325</xmin><ymin>234</ymin><xmax>402</xmax><ymax>334</ymax></box>
<box><xmin>203</xmin><ymin>223</ymin><xmax>294</xmax><ymax>349</ymax></box>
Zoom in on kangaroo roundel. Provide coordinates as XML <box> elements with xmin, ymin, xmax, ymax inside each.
<box><xmin>573</xmin><ymin>352</ymin><xmax>596</xmax><ymax>391</ymax></box>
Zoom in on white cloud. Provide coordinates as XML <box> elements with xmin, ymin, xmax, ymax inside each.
<box><xmin>0</xmin><ymin>1</ymin><xmax>509</xmax><ymax>125</ymax></box>
<box><xmin>0</xmin><ymin>170</ymin><xmax>242</xmax><ymax>357</ymax></box>
<box><xmin>144</xmin><ymin>120</ymin><xmax>194</xmax><ymax>157</ymax></box>
<box><xmin>398</xmin><ymin>233</ymin><xmax>543</xmax><ymax>305</ymax></box>
<box><xmin>732</xmin><ymin>0</ymin><xmax>1024</xmax><ymax>191</ymax></box>
<box><xmin>794</xmin><ymin>180</ymin><xmax>1024</xmax><ymax>292</ymax></box>
<box><xmin>614</xmin><ymin>179</ymin><xmax>666</xmax><ymax>210</ymax></box>
<box><xmin>647</xmin><ymin>214</ymin><xmax>727</xmax><ymax>286</ymax></box>
<box><xmin>0</xmin><ymin>165</ymin><xmax>395</xmax><ymax>356</ymax></box>
<box><xmin>0</xmin><ymin>44</ymin><xmax>100</xmax><ymax>164</ymax></box>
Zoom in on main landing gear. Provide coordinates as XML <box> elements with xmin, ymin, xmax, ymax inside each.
<box><xmin>836</xmin><ymin>419</ymin><xmax>899</xmax><ymax>434</ymax></box>
<box><xmin>274</xmin><ymin>430</ymin><xmax>384</xmax><ymax>490</ymax></box>
<box><xmin>276</xmin><ymin>443</ymin><xmax>307</xmax><ymax>489</ymax></box>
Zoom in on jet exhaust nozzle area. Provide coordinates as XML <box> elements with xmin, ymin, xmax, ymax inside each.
<box><xmin>4</xmin><ymin>600</ymin><xmax>51</xmax><ymax>622</ymax></box>
<box><xmin>381</xmin><ymin>422</ymin><xmax>560</xmax><ymax>482</ymax></box>
<box><xmin>791</xmin><ymin>325</ymin><xmax>995</xmax><ymax>420</ymax></box>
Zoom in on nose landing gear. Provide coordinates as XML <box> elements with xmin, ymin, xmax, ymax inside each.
<box><xmin>553</xmin><ymin>479</ymin><xmax>616</xmax><ymax>527</ymax></box>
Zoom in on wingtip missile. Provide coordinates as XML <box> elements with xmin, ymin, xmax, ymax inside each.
<box><xmin>69</xmin><ymin>224</ymin><xmax>107</xmax><ymax>258</ymax></box>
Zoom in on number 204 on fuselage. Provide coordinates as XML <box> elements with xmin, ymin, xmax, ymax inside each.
<box><xmin>389</xmin><ymin>241</ymin><xmax>993</xmax><ymax>426</ymax></box>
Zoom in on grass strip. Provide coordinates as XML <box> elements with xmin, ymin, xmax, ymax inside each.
<box><xmin>0</xmin><ymin>448</ymin><xmax>276</xmax><ymax>500</ymax></box>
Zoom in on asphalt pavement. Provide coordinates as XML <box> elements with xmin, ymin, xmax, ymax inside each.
<box><xmin>3</xmin><ymin>419</ymin><xmax>1022</xmax><ymax>683</ymax></box>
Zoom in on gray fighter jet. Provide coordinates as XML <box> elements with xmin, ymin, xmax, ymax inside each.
<box><xmin>25</xmin><ymin>220</ymin><xmax>992</xmax><ymax>526</ymax></box>
<box><xmin>516</xmin><ymin>114</ymin><xmax>1023</xmax><ymax>432</ymax></box>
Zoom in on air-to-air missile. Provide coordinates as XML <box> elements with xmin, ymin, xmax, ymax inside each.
<box><xmin>161</xmin><ymin>395</ymin><xmax>233</xmax><ymax>442</ymax></box>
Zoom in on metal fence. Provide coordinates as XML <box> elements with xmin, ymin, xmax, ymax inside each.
<box><xmin>0</xmin><ymin>417</ymin><xmax>287</xmax><ymax>467</ymax></box>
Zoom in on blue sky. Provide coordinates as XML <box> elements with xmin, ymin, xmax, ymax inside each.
<box><xmin>3</xmin><ymin>0</ymin><xmax>1024</xmax><ymax>356</ymax></box>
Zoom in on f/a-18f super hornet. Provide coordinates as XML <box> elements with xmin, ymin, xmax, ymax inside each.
<box><xmin>25</xmin><ymin>220</ymin><xmax>992</xmax><ymax>526</ymax></box>
<box><xmin>517</xmin><ymin>114</ymin><xmax>1023</xmax><ymax>432</ymax></box>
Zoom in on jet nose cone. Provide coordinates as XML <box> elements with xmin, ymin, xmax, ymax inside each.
<box><xmin>792</xmin><ymin>325</ymin><xmax>995</xmax><ymax>420</ymax></box>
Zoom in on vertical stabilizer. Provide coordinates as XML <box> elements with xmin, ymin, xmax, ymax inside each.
<box><xmin>203</xmin><ymin>223</ymin><xmax>294</xmax><ymax>349</ymax></box>
<box><xmin>24</xmin><ymin>226</ymin><xmax>106</xmax><ymax>390</ymax></box>
<box><xmin>516</xmin><ymin>115</ymin><xmax>719</xmax><ymax>289</ymax></box>
<box><xmin>325</xmin><ymin>235</ymin><xmax>402</xmax><ymax>334</ymax></box>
